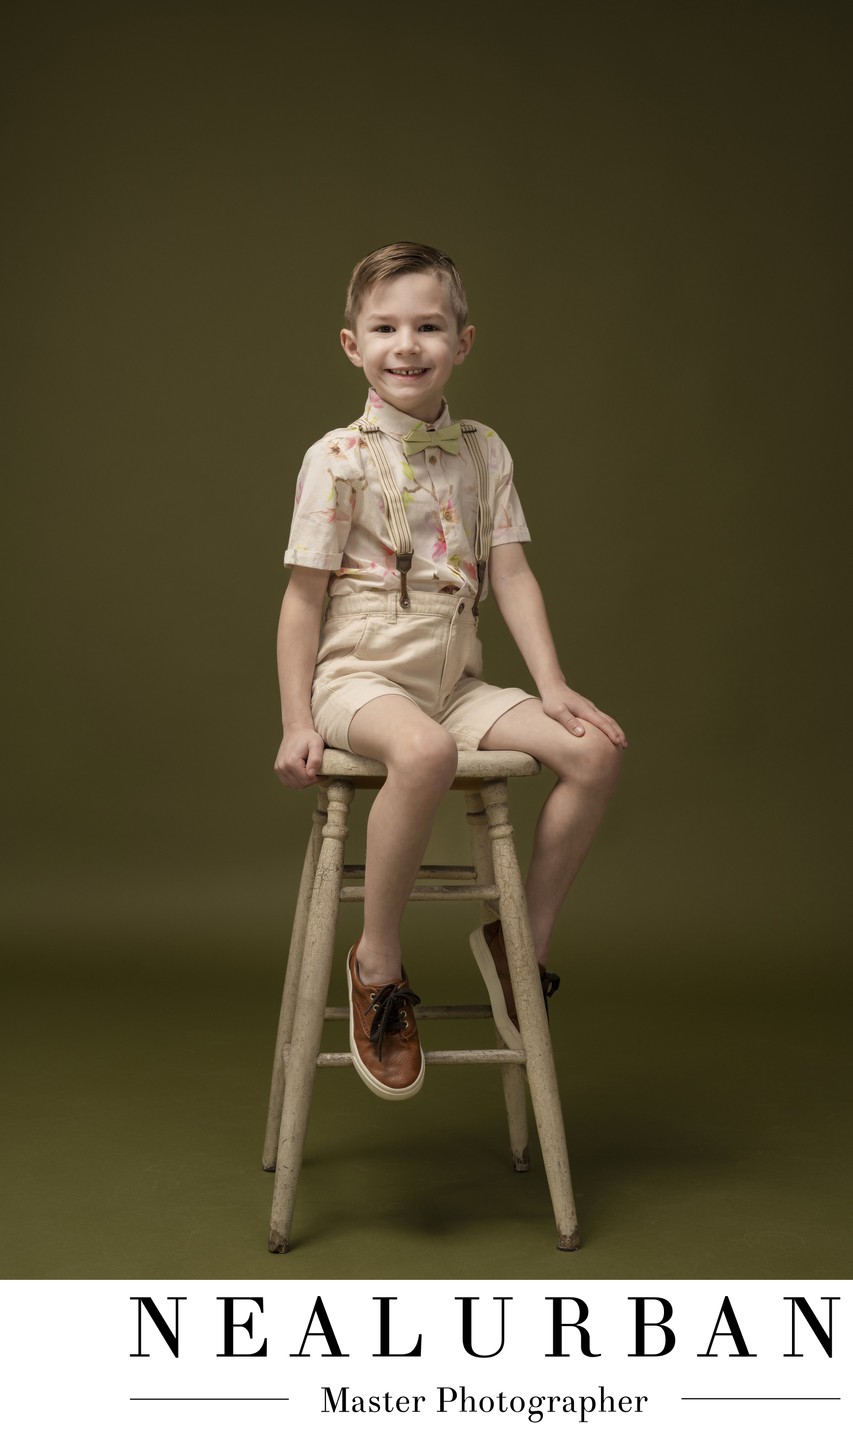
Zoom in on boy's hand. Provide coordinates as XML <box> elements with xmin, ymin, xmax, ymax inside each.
<box><xmin>541</xmin><ymin>683</ymin><xmax>628</xmax><ymax>749</ymax></box>
<box><xmin>274</xmin><ymin>727</ymin><xmax>327</xmax><ymax>787</ymax></box>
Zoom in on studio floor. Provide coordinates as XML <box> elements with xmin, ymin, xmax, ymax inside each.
<box><xmin>2</xmin><ymin>912</ymin><xmax>849</xmax><ymax>1283</ymax></box>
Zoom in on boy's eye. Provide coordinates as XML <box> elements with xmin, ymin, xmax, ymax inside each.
<box><xmin>371</xmin><ymin>323</ymin><xmax>441</xmax><ymax>333</ymax></box>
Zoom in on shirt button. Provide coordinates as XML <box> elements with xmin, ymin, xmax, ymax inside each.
<box><xmin>458</xmin><ymin>601</ymin><xmax>465</xmax><ymax>613</ymax></box>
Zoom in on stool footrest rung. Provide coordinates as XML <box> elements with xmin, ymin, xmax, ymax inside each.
<box><xmin>340</xmin><ymin>884</ymin><xmax>500</xmax><ymax>903</ymax></box>
<box><xmin>314</xmin><ymin>1049</ymin><xmax>525</xmax><ymax>1068</ymax></box>
<box><xmin>344</xmin><ymin>864</ymin><xmax>477</xmax><ymax>881</ymax></box>
<box><xmin>324</xmin><ymin>1004</ymin><xmax>493</xmax><ymax>1021</ymax></box>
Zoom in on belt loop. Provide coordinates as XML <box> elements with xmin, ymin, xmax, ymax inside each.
<box><xmin>386</xmin><ymin>592</ymin><xmax>397</xmax><ymax>623</ymax></box>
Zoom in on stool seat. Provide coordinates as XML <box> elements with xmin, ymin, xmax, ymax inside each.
<box><xmin>264</xmin><ymin>746</ymin><xmax>579</xmax><ymax>1254</ymax></box>
<box><xmin>319</xmin><ymin>747</ymin><xmax>540</xmax><ymax>785</ymax></box>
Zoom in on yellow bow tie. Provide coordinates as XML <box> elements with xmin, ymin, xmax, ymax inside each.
<box><xmin>401</xmin><ymin>422</ymin><xmax>462</xmax><ymax>456</ymax></box>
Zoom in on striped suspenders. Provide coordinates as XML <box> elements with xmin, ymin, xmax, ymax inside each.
<box><xmin>351</xmin><ymin>420</ymin><xmax>492</xmax><ymax>617</ymax></box>
<box><xmin>462</xmin><ymin>424</ymin><xmax>492</xmax><ymax>620</ymax></box>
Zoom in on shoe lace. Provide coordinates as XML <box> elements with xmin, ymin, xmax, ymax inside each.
<box><xmin>365</xmin><ymin>983</ymin><xmax>420</xmax><ymax>1059</ymax></box>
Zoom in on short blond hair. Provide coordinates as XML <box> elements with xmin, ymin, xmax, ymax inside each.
<box><xmin>344</xmin><ymin>241</ymin><xmax>468</xmax><ymax>331</ymax></box>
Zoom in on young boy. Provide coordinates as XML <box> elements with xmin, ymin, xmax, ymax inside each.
<box><xmin>274</xmin><ymin>241</ymin><xmax>626</xmax><ymax>1102</ymax></box>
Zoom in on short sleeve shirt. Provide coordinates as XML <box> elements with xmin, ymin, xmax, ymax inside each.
<box><xmin>284</xmin><ymin>389</ymin><xmax>530</xmax><ymax>600</ymax></box>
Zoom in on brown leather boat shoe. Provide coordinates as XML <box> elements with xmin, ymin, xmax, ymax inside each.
<box><xmin>469</xmin><ymin>919</ymin><xmax>560</xmax><ymax>1052</ymax></box>
<box><xmin>347</xmin><ymin>943</ymin><xmax>425</xmax><ymax>1100</ymax></box>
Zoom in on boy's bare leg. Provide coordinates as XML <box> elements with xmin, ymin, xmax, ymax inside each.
<box><xmin>478</xmin><ymin>699</ymin><xmax>622</xmax><ymax>966</ymax></box>
<box><xmin>346</xmin><ymin>694</ymin><xmax>459</xmax><ymax>987</ymax></box>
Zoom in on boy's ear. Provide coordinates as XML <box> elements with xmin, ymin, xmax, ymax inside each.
<box><xmin>340</xmin><ymin>329</ymin><xmax>364</xmax><ymax>368</ymax></box>
<box><xmin>453</xmin><ymin>324</ymin><xmax>476</xmax><ymax>365</ymax></box>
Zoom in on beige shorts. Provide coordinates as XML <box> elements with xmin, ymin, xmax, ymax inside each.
<box><xmin>311</xmin><ymin>590</ymin><xmax>533</xmax><ymax>753</ymax></box>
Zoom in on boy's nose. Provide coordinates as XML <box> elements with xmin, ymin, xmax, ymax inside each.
<box><xmin>395</xmin><ymin>330</ymin><xmax>421</xmax><ymax>354</ymax></box>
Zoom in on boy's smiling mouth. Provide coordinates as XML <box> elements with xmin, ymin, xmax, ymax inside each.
<box><xmin>386</xmin><ymin>367</ymin><xmax>428</xmax><ymax>376</ymax></box>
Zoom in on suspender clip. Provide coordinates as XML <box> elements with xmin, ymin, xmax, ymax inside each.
<box><xmin>397</xmin><ymin>553</ymin><xmax>413</xmax><ymax>609</ymax></box>
<box><xmin>472</xmin><ymin>559</ymin><xmax>487</xmax><ymax>619</ymax></box>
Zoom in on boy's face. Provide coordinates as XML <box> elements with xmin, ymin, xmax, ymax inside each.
<box><xmin>341</xmin><ymin>271</ymin><xmax>474</xmax><ymax>423</ymax></box>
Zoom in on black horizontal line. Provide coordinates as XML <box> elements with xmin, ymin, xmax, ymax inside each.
<box><xmin>130</xmin><ymin>1397</ymin><xmax>290</xmax><ymax>1402</ymax></box>
<box><xmin>682</xmin><ymin>1397</ymin><xmax>839</xmax><ymax>1402</ymax></box>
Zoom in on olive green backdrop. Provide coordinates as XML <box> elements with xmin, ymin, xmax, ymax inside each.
<box><xmin>2</xmin><ymin>0</ymin><xmax>850</xmax><ymax>1279</ymax></box>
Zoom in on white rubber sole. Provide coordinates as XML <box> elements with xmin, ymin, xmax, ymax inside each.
<box><xmin>469</xmin><ymin>926</ymin><xmax>524</xmax><ymax>1053</ymax></box>
<box><xmin>347</xmin><ymin>948</ymin><xmax>425</xmax><ymax>1101</ymax></box>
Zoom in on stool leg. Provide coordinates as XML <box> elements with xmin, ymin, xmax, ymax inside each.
<box><xmin>481</xmin><ymin>779</ymin><xmax>580</xmax><ymax>1250</ymax></box>
<box><xmin>268</xmin><ymin>779</ymin><xmax>353</xmax><ymax>1254</ymax></box>
<box><xmin>500</xmin><ymin>1065</ymin><xmax>531</xmax><ymax>1174</ymax></box>
<box><xmin>262</xmin><ymin>791</ymin><xmax>328</xmax><ymax>1171</ymax></box>
<box><xmin>464</xmin><ymin>789</ymin><xmax>499</xmax><ymax>922</ymax></box>
<box><xmin>466</xmin><ymin>790</ymin><xmax>530</xmax><ymax>1173</ymax></box>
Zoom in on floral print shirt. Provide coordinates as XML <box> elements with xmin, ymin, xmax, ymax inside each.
<box><xmin>284</xmin><ymin>389</ymin><xmax>530</xmax><ymax>599</ymax></box>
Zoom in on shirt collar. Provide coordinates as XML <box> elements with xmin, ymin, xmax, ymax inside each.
<box><xmin>361</xmin><ymin>388</ymin><xmax>452</xmax><ymax>439</ymax></box>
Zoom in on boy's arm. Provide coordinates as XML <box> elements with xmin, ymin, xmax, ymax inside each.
<box><xmin>488</xmin><ymin>543</ymin><xmax>627</xmax><ymax>748</ymax></box>
<box><xmin>274</xmin><ymin>565</ymin><xmax>331</xmax><ymax>787</ymax></box>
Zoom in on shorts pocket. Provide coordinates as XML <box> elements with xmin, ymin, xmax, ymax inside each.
<box><xmin>352</xmin><ymin>612</ymin><xmax>436</xmax><ymax>662</ymax></box>
<box><xmin>316</xmin><ymin>615</ymin><xmax>369</xmax><ymax>663</ymax></box>
<box><xmin>463</xmin><ymin>633</ymin><xmax>484</xmax><ymax>679</ymax></box>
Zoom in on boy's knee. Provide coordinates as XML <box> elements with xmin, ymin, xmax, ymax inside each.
<box><xmin>387</xmin><ymin>724</ymin><xmax>458</xmax><ymax>786</ymax></box>
<box><xmin>557</xmin><ymin>726</ymin><xmax>622</xmax><ymax>792</ymax></box>
<box><xmin>582</xmin><ymin>731</ymin><xmax>622</xmax><ymax>792</ymax></box>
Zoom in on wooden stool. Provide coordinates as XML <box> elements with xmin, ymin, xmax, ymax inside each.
<box><xmin>263</xmin><ymin>748</ymin><xmax>580</xmax><ymax>1253</ymax></box>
